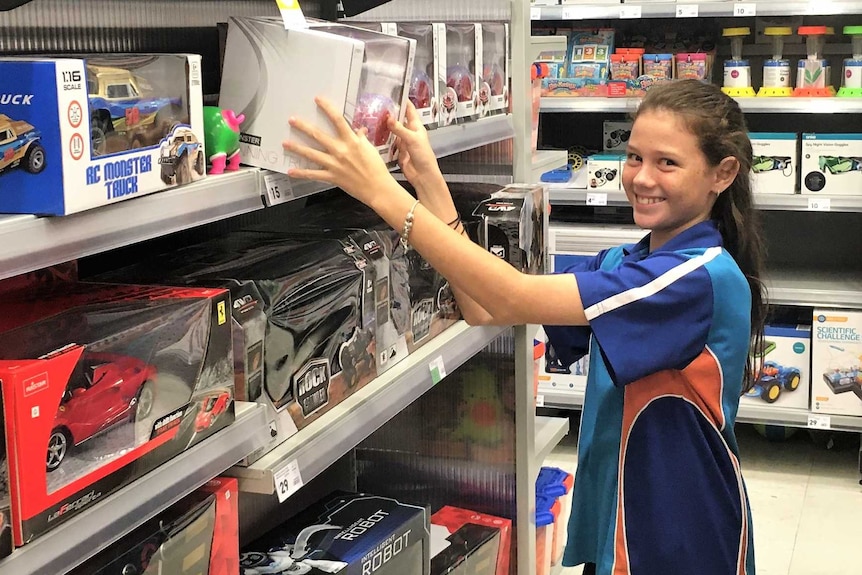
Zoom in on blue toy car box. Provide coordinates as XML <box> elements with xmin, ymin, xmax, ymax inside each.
<box><xmin>742</xmin><ymin>324</ymin><xmax>810</xmax><ymax>410</ymax></box>
<box><xmin>0</xmin><ymin>54</ymin><xmax>205</xmax><ymax>215</ymax></box>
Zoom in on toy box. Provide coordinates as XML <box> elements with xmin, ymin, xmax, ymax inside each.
<box><xmin>68</xmin><ymin>476</ymin><xmax>239</xmax><ymax>575</ymax></box>
<box><xmin>430</xmin><ymin>505</ymin><xmax>511</xmax><ymax>575</ymax></box>
<box><xmin>0</xmin><ymin>393</ymin><xmax>10</xmax><ymax>561</ymax></box>
<box><xmin>470</xmin><ymin>184</ymin><xmax>548</xmax><ymax>275</ymax></box>
<box><xmin>478</xmin><ymin>23</ymin><xmax>509</xmax><ymax>117</ymax></box>
<box><xmin>437</xmin><ymin>23</ymin><xmax>480</xmax><ymax>123</ymax></box>
<box><xmin>750</xmin><ymin>133</ymin><xmax>798</xmax><ymax>195</ymax></box>
<box><xmin>602</xmin><ymin>121</ymin><xmax>632</xmax><ymax>152</ymax></box>
<box><xmin>0</xmin><ymin>54</ymin><xmax>205</xmax><ymax>215</ymax></box>
<box><xmin>587</xmin><ymin>154</ymin><xmax>622</xmax><ymax>191</ymax></box>
<box><xmin>240</xmin><ymin>492</ymin><xmax>430</xmax><ymax>575</ymax></box>
<box><xmin>800</xmin><ymin>133</ymin><xmax>862</xmax><ymax>196</ymax></box>
<box><xmin>810</xmin><ymin>309</ymin><xmax>862</xmax><ymax>416</ymax></box>
<box><xmin>395</xmin><ymin>23</ymin><xmax>440</xmax><ymax>128</ymax></box>
<box><xmin>219</xmin><ymin>17</ymin><xmax>415</xmax><ymax>178</ymax></box>
<box><xmin>0</xmin><ymin>283</ymin><xmax>234</xmax><ymax>546</ymax></box>
<box><xmin>741</xmin><ymin>324</ymin><xmax>811</xmax><ymax>410</ymax></box>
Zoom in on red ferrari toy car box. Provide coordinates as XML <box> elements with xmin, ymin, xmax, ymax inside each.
<box><xmin>430</xmin><ymin>505</ymin><xmax>511</xmax><ymax>575</ymax></box>
<box><xmin>0</xmin><ymin>283</ymin><xmax>234</xmax><ymax>546</ymax></box>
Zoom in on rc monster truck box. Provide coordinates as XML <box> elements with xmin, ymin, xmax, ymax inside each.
<box><xmin>741</xmin><ymin>324</ymin><xmax>810</xmax><ymax>410</ymax></box>
<box><xmin>97</xmin><ymin>232</ymin><xmax>378</xmax><ymax>466</ymax></box>
<box><xmin>800</xmin><ymin>133</ymin><xmax>862</xmax><ymax>196</ymax></box>
<box><xmin>749</xmin><ymin>133</ymin><xmax>798</xmax><ymax>195</ymax></box>
<box><xmin>219</xmin><ymin>17</ymin><xmax>414</xmax><ymax>183</ymax></box>
<box><xmin>810</xmin><ymin>309</ymin><xmax>862</xmax><ymax>416</ymax></box>
<box><xmin>240</xmin><ymin>492</ymin><xmax>430</xmax><ymax>575</ymax></box>
<box><xmin>68</xmin><ymin>477</ymin><xmax>239</xmax><ymax>575</ymax></box>
<box><xmin>0</xmin><ymin>283</ymin><xmax>234</xmax><ymax>546</ymax></box>
<box><xmin>0</xmin><ymin>54</ymin><xmax>205</xmax><ymax>215</ymax></box>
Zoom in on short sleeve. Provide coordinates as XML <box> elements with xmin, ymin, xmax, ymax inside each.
<box><xmin>575</xmin><ymin>250</ymin><xmax>717</xmax><ymax>386</ymax></box>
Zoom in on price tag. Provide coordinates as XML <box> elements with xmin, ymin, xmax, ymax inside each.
<box><xmin>273</xmin><ymin>459</ymin><xmax>304</xmax><ymax>503</ymax></box>
<box><xmin>561</xmin><ymin>6</ymin><xmax>581</xmax><ymax>20</ymax></box>
<box><xmin>620</xmin><ymin>5</ymin><xmax>642</xmax><ymax>19</ymax></box>
<box><xmin>733</xmin><ymin>3</ymin><xmax>756</xmax><ymax>16</ymax></box>
<box><xmin>530</xmin><ymin>6</ymin><xmax>541</xmax><ymax>20</ymax></box>
<box><xmin>275</xmin><ymin>0</ymin><xmax>307</xmax><ymax>29</ymax></box>
<box><xmin>536</xmin><ymin>394</ymin><xmax>545</xmax><ymax>408</ymax></box>
<box><xmin>429</xmin><ymin>355</ymin><xmax>447</xmax><ymax>384</ymax></box>
<box><xmin>586</xmin><ymin>193</ymin><xmax>608</xmax><ymax>206</ymax></box>
<box><xmin>807</xmin><ymin>414</ymin><xmax>831</xmax><ymax>430</ymax></box>
<box><xmin>676</xmin><ymin>4</ymin><xmax>699</xmax><ymax>18</ymax></box>
<box><xmin>263</xmin><ymin>171</ymin><xmax>294</xmax><ymax>206</ymax></box>
<box><xmin>807</xmin><ymin>197</ymin><xmax>831</xmax><ymax>211</ymax></box>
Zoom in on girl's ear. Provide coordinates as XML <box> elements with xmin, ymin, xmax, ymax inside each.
<box><xmin>714</xmin><ymin>156</ymin><xmax>740</xmax><ymax>194</ymax></box>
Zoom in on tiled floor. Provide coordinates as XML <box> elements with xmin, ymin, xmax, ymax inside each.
<box><xmin>543</xmin><ymin>415</ymin><xmax>862</xmax><ymax>575</ymax></box>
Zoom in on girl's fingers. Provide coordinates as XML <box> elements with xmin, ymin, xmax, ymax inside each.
<box><xmin>287</xmin><ymin>167</ymin><xmax>333</xmax><ymax>183</ymax></box>
<box><xmin>315</xmin><ymin>96</ymin><xmax>356</xmax><ymax>140</ymax></box>
<box><xmin>403</xmin><ymin>101</ymin><xmax>423</xmax><ymax>129</ymax></box>
<box><xmin>282</xmin><ymin>140</ymin><xmax>331</xmax><ymax>168</ymax></box>
<box><xmin>288</xmin><ymin>116</ymin><xmax>336</xmax><ymax>151</ymax></box>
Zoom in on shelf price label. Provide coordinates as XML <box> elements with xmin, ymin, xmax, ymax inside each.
<box><xmin>561</xmin><ymin>6</ymin><xmax>581</xmax><ymax>20</ymax></box>
<box><xmin>733</xmin><ymin>3</ymin><xmax>756</xmax><ymax>17</ymax></box>
<box><xmin>263</xmin><ymin>170</ymin><xmax>294</xmax><ymax>206</ymax></box>
<box><xmin>676</xmin><ymin>4</ymin><xmax>699</xmax><ymax>18</ymax></box>
<box><xmin>807</xmin><ymin>414</ymin><xmax>831</xmax><ymax>430</ymax></box>
<box><xmin>586</xmin><ymin>192</ymin><xmax>608</xmax><ymax>206</ymax></box>
<box><xmin>619</xmin><ymin>5</ymin><xmax>642</xmax><ymax>19</ymax></box>
<box><xmin>530</xmin><ymin>6</ymin><xmax>541</xmax><ymax>20</ymax></box>
<box><xmin>273</xmin><ymin>459</ymin><xmax>304</xmax><ymax>503</ymax></box>
<box><xmin>807</xmin><ymin>197</ymin><xmax>831</xmax><ymax>212</ymax></box>
<box><xmin>429</xmin><ymin>355</ymin><xmax>447</xmax><ymax>385</ymax></box>
<box><xmin>536</xmin><ymin>394</ymin><xmax>545</xmax><ymax>408</ymax></box>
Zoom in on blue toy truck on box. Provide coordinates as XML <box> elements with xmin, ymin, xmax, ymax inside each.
<box><xmin>0</xmin><ymin>55</ymin><xmax>205</xmax><ymax>215</ymax></box>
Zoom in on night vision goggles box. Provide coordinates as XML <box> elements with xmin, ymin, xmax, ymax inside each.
<box><xmin>0</xmin><ymin>54</ymin><xmax>205</xmax><ymax>215</ymax></box>
<box><xmin>750</xmin><ymin>133</ymin><xmax>798</xmax><ymax>195</ymax></box>
<box><xmin>471</xmin><ymin>184</ymin><xmax>549</xmax><ymax>275</ymax></box>
<box><xmin>69</xmin><ymin>476</ymin><xmax>239</xmax><ymax>575</ymax></box>
<box><xmin>219</xmin><ymin>17</ymin><xmax>415</xmax><ymax>180</ymax></box>
<box><xmin>240</xmin><ymin>492</ymin><xmax>430</xmax><ymax>575</ymax></box>
<box><xmin>801</xmin><ymin>133</ymin><xmax>862</xmax><ymax>196</ymax></box>
<box><xmin>0</xmin><ymin>283</ymin><xmax>234</xmax><ymax>546</ymax></box>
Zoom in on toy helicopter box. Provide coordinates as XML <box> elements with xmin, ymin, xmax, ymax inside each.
<box><xmin>750</xmin><ymin>133</ymin><xmax>798</xmax><ymax>195</ymax></box>
<box><xmin>68</xmin><ymin>476</ymin><xmax>239</xmax><ymax>575</ymax></box>
<box><xmin>219</xmin><ymin>17</ymin><xmax>415</xmax><ymax>181</ymax></box>
<box><xmin>741</xmin><ymin>324</ymin><xmax>810</xmax><ymax>410</ymax></box>
<box><xmin>810</xmin><ymin>309</ymin><xmax>862</xmax><ymax>416</ymax></box>
<box><xmin>240</xmin><ymin>492</ymin><xmax>430</xmax><ymax>575</ymax></box>
<box><xmin>800</xmin><ymin>133</ymin><xmax>862</xmax><ymax>196</ymax></box>
<box><xmin>0</xmin><ymin>283</ymin><xmax>234</xmax><ymax>547</ymax></box>
<box><xmin>0</xmin><ymin>54</ymin><xmax>205</xmax><ymax>215</ymax></box>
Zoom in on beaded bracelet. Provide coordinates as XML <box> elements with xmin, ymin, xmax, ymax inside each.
<box><xmin>400</xmin><ymin>200</ymin><xmax>420</xmax><ymax>250</ymax></box>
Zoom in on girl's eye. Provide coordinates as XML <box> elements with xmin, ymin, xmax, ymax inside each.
<box><xmin>626</xmin><ymin>153</ymin><xmax>642</xmax><ymax>163</ymax></box>
<box><xmin>660</xmin><ymin>158</ymin><xmax>677</xmax><ymax>167</ymax></box>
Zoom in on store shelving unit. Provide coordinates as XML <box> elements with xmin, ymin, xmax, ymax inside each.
<box><xmin>531</xmin><ymin>1</ymin><xmax>862</xmax><ymax>21</ymax></box>
<box><xmin>0</xmin><ymin>402</ymin><xmax>271</xmax><ymax>574</ymax></box>
<box><xmin>541</xmin><ymin>96</ymin><xmax>862</xmax><ymax>114</ymax></box>
<box><xmin>535</xmin><ymin>415</ymin><xmax>570</xmax><ymax>466</ymax></box>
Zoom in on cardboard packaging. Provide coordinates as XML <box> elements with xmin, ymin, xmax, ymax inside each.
<box><xmin>810</xmin><ymin>309</ymin><xmax>862</xmax><ymax>416</ymax></box>
<box><xmin>219</xmin><ymin>17</ymin><xmax>415</xmax><ymax>177</ymax></box>
<box><xmin>478</xmin><ymin>23</ymin><xmax>509</xmax><ymax>117</ymax></box>
<box><xmin>741</xmin><ymin>324</ymin><xmax>811</xmax><ymax>410</ymax></box>
<box><xmin>0</xmin><ymin>283</ymin><xmax>234</xmax><ymax>546</ymax></box>
<box><xmin>800</xmin><ymin>133</ymin><xmax>862</xmax><ymax>196</ymax></box>
<box><xmin>437</xmin><ymin>23</ymin><xmax>481</xmax><ymax>124</ymax></box>
<box><xmin>68</xmin><ymin>477</ymin><xmax>239</xmax><ymax>575</ymax></box>
<box><xmin>430</xmin><ymin>506</ymin><xmax>511</xmax><ymax>575</ymax></box>
<box><xmin>750</xmin><ymin>133</ymin><xmax>798</xmax><ymax>195</ymax></box>
<box><xmin>240</xmin><ymin>493</ymin><xmax>430</xmax><ymax>575</ymax></box>
<box><xmin>0</xmin><ymin>54</ymin><xmax>205</xmax><ymax>215</ymax></box>
<box><xmin>602</xmin><ymin>121</ymin><xmax>633</xmax><ymax>153</ymax></box>
<box><xmin>587</xmin><ymin>154</ymin><xmax>622</xmax><ymax>191</ymax></box>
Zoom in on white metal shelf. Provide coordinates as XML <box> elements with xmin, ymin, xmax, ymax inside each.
<box><xmin>766</xmin><ymin>269</ymin><xmax>862</xmax><ymax>309</ymax></box>
<box><xmin>0</xmin><ymin>402</ymin><xmax>270</xmax><ymax>575</ymax></box>
<box><xmin>541</xmin><ymin>97</ymin><xmax>862</xmax><ymax>115</ymax></box>
<box><xmin>535</xmin><ymin>415</ymin><xmax>570</xmax><ymax>466</ymax></box>
<box><xmin>226</xmin><ymin>322</ymin><xmax>509</xmax><ymax>495</ymax></box>
<box><xmin>531</xmin><ymin>149</ymin><xmax>569</xmax><ymax>183</ymax></box>
<box><xmin>532</xmin><ymin>1</ymin><xmax>862</xmax><ymax>20</ymax></box>
<box><xmin>427</xmin><ymin>114</ymin><xmax>514</xmax><ymax>158</ymax></box>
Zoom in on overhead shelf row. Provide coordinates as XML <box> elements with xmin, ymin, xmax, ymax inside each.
<box><xmin>541</xmin><ymin>97</ymin><xmax>862</xmax><ymax>115</ymax></box>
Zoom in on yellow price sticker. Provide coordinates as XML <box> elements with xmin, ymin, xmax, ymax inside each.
<box><xmin>275</xmin><ymin>0</ymin><xmax>307</xmax><ymax>29</ymax></box>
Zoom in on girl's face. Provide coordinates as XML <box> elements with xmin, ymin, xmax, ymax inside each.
<box><xmin>622</xmin><ymin>109</ymin><xmax>737</xmax><ymax>250</ymax></box>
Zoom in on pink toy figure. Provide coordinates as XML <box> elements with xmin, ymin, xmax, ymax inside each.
<box><xmin>203</xmin><ymin>106</ymin><xmax>245</xmax><ymax>174</ymax></box>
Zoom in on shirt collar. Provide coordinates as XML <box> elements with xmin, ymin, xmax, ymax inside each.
<box><xmin>622</xmin><ymin>220</ymin><xmax>723</xmax><ymax>259</ymax></box>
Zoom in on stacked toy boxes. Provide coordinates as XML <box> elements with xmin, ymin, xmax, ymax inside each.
<box><xmin>810</xmin><ymin>309</ymin><xmax>862</xmax><ymax>416</ymax></box>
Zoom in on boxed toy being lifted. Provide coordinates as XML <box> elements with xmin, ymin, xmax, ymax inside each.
<box><xmin>219</xmin><ymin>17</ymin><xmax>415</xmax><ymax>179</ymax></box>
<box><xmin>68</xmin><ymin>476</ymin><xmax>239</xmax><ymax>575</ymax></box>
<box><xmin>810</xmin><ymin>309</ymin><xmax>862</xmax><ymax>416</ymax></box>
<box><xmin>741</xmin><ymin>324</ymin><xmax>810</xmax><ymax>410</ymax></box>
<box><xmin>240</xmin><ymin>492</ymin><xmax>430</xmax><ymax>575</ymax></box>
<box><xmin>0</xmin><ymin>54</ymin><xmax>204</xmax><ymax>215</ymax></box>
<box><xmin>0</xmin><ymin>283</ymin><xmax>234</xmax><ymax>546</ymax></box>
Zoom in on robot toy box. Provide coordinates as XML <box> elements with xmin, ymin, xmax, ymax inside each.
<box><xmin>219</xmin><ymin>17</ymin><xmax>415</xmax><ymax>180</ymax></box>
<box><xmin>471</xmin><ymin>184</ymin><xmax>549</xmax><ymax>275</ymax></box>
<box><xmin>0</xmin><ymin>54</ymin><xmax>205</xmax><ymax>215</ymax></box>
<box><xmin>810</xmin><ymin>309</ymin><xmax>862</xmax><ymax>416</ymax></box>
<box><xmin>750</xmin><ymin>133</ymin><xmax>798</xmax><ymax>195</ymax></box>
<box><xmin>240</xmin><ymin>492</ymin><xmax>430</xmax><ymax>575</ymax></box>
<box><xmin>68</xmin><ymin>476</ymin><xmax>239</xmax><ymax>575</ymax></box>
<box><xmin>430</xmin><ymin>506</ymin><xmax>511</xmax><ymax>575</ymax></box>
<box><xmin>741</xmin><ymin>324</ymin><xmax>811</xmax><ymax>410</ymax></box>
<box><xmin>0</xmin><ymin>282</ymin><xmax>234</xmax><ymax>546</ymax></box>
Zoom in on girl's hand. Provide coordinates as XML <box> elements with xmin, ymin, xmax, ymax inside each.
<box><xmin>283</xmin><ymin>96</ymin><xmax>394</xmax><ymax>208</ymax></box>
<box><xmin>390</xmin><ymin>101</ymin><xmax>443</xmax><ymax>188</ymax></box>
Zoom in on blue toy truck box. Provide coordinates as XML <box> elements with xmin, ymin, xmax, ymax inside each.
<box><xmin>742</xmin><ymin>324</ymin><xmax>811</xmax><ymax>410</ymax></box>
<box><xmin>0</xmin><ymin>54</ymin><xmax>205</xmax><ymax>215</ymax></box>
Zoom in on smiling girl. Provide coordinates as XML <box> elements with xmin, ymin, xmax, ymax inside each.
<box><xmin>284</xmin><ymin>79</ymin><xmax>766</xmax><ymax>575</ymax></box>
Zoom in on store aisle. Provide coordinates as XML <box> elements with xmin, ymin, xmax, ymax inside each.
<box><xmin>544</xmin><ymin>418</ymin><xmax>862</xmax><ymax>575</ymax></box>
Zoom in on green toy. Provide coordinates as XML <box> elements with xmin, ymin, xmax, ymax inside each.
<box><xmin>202</xmin><ymin>106</ymin><xmax>245</xmax><ymax>174</ymax></box>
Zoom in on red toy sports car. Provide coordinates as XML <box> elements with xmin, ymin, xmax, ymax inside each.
<box><xmin>48</xmin><ymin>352</ymin><xmax>157</xmax><ymax>472</ymax></box>
<box><xmin>193</xmin><ymin>390</ymin><xmax>232</xmax><ymax>433</ymax></box>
